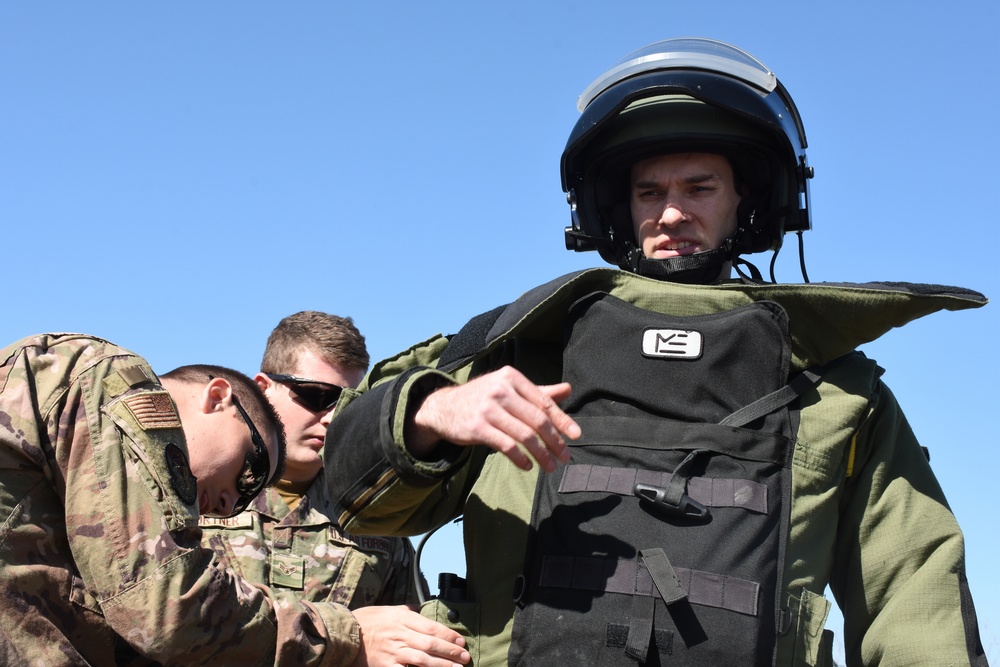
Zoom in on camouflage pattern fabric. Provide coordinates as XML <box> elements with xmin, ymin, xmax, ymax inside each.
<box><xmin>200</xmin><ymin>468</ymin><xmax>426</xmax><ymax>608</ymax></box>
<box><xmin>0</xmin><ymin>333</ymin><xmax>360</xmax><ymax>666</ymax></box>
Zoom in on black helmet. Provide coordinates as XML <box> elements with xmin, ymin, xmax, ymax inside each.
<box><xmin>562</xmin><ymin>37</ymin><xmax>813</xmax><ymax>283</ymax></box>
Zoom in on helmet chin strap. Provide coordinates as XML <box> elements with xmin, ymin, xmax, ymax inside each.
<box><xmin>620</xmin><ymin>236</ymin><xmax>738</xmax><ymax>284</ymax></box>
<box><xmin>613</xmin><ymin>194</ymin><xmax>790</xmax><ymax>284</ymax></box>
<box><xmin>732</xmin><ymin>256</ymin><xmax>765</xmax><ymax>283</ymax></box>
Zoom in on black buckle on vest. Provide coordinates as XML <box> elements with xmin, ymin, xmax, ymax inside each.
<box><xmin>634</xmin><ymin>483</ymin><xmax>710</xmax><ymax>520</ymax></box>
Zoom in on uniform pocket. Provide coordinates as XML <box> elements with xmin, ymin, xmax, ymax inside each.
<box><xmin>422</xmin><ymin>598</ymin><xmax>480</xmax><ymax>665</ymax></box>
<box><xmin>788</xmin><ymin>588</ymin><xmax>834</xmax><ymax>667</ymax></box>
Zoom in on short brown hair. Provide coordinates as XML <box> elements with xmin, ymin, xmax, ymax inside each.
<box><xmin>260</xmin><ymin>311</ymin><xmax>369</xmax><ymax>375</ymax></box>
<box><xmin>158</xmin><ymin>364</ymin><xmax>286</xmax><ymax>485</ymax></box>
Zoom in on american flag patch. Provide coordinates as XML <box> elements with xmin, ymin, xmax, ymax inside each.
<box><xmin>122</xmin><ymin>393</ymin><xmax>182</xmax><ymax>430</ymax></box>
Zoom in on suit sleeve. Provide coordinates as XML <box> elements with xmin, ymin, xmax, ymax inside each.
<box><xmin>325</xmin><ymin>328</ymin><xmax>494</xmax><ymax>538</ymax></box>
<box><xmin>830</xmin><ymin>381</ymin><xmax>987</xmax><ymax>666</ymax></box>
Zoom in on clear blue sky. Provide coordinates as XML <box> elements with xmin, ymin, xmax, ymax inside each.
<box><xmin>3</xmin><ymin>2</ymin><xmax>997</xmax><ymax>662</ymax></box>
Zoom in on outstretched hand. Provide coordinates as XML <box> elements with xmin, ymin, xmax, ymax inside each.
<box><xmin>407</xmin><ymin>366</ymin><xmax>581</xmax><ymax>472</ymax></box>
<box><xmin>351</xmin><ymin>605</ymin><xmax>469</xmax><ymax>667</ymax></box>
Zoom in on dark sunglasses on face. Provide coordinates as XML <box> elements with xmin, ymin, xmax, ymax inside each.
<box><xmin>229</xmin><ymin>392</ymin><xmax>272</xmax><ymax>517</ymax></box>
<box><xmin>265</xmin><ymin>373</ymin><xmax>345</xmax><ymax>413</ymax></box>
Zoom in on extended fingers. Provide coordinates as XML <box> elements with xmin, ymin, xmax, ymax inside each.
<box><xmin>400</xmin><ymin>610</ymin><xmax>466</xmax><ymax>644</ymax></box>
<box><xmin>398</xmin><ymin>615</ymin><xmax>469</xmax><ymax>666</ymax></box>
<box><xmin>498</xmin><ymin>401</ymin><xmax>567</xmax><ymax>473</ymax></box>
<box><xmin>539</xmin><ymin>383</ymin><xmax>582</xmax><ymax>441</ymax></box>
<box><xmin>412</xmin><ymin>368</ymin><xmax>580</xmax><ymax>472</ymax></box>
<box><xmin>489</xmin><ymin>372</ymin><xmax>579</xmax><ymax>472</ymax></box>
<box><xmin>396</xmin><ymin>640</ymin><xmax>469</xmax><ymax>667</ymax></box>
<box><xmin>479</xmin><ymin>405</ymin><xmax>554</xmax><ymax>472</ymax></box>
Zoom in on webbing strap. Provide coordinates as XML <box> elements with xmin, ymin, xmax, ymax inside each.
<box><xmin>659</xmin><ymin>450</ymin><xmax>698</xmax><ymax>510</ymax></box>
<box><xmin>641</xmin><ymin>548</ymin><xmax>687</xmax><ymax>605</ymax></box>
<box><xmin>539</xmin><ymin>555</ymin><xmax>759</xmax><ymax>616</ymax></box>
<box><xmin>719</xmin><ymin>368</ymin><xmax>823</xmax><ymax>427</ymax></box>
<box><xmin>626</xmin><ymin>594</ymin><xmax>654</xmax><ymax>662</ymax></box>
<box><xmin>558</xmin><ymin>464</ymin><xmax>768</xmax><ymax>514</ymax></box>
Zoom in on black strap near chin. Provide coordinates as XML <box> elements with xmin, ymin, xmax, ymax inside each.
<box><xmin>733</xmin><ymin>257</ymin><xmax>764</xmax><ymax>283</ymax></box>
<box><xmin>620</xmin><ymin>241</ymin><xmax>734</xmax><ymax>284</ymax></box>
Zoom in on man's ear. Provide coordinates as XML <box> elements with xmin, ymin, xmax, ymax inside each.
<box><xmin>254</xmin><ymin>372</ymin><xmax>272</xmax><ymax>394</ymax></box>
<box><xmin>200</xmin><ymin>376</ymin><xmax>233</xmax><ymax>414</ymax></box>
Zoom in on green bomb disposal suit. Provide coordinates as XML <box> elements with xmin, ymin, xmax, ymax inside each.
<box><xmin>325</xmin><ymin>269</ymin><xmax>988</xmax><ymax>667</ymax></box>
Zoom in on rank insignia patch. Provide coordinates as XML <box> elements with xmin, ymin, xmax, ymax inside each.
<box><xmin>271</xmin><ymin>552</ymin><xmax>305</xmax><ymax>589</ymax></box>
<box><xmin>165</xmin><ymin>443</ymin><xmax>198</xmax><ymax>505</ymax></box>
<box><xmin>123</xmin><ymin>392</ymin><xmax>182</xmax><ymax>430</ymax></box>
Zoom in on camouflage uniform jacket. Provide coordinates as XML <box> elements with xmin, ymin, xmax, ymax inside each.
<box><xmin>326</xmin><ymin>269</ymin><xmax>989</xmax><ymax>667</ymax></box>
<box><xmin>0</xmin><ymin>333</ymin><xmax>360</xmax><ymax>667</ymax></box>
<box><xmin>200</xmin><ymin>467</ymin><xmax>426</xmax><ymax>608</ymax></box>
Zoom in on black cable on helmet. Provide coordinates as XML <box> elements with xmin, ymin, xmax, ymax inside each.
<box><xmin>797</xmin><ymin>230</ymin><xmax>811</xmax><ymax>283</ymax></box>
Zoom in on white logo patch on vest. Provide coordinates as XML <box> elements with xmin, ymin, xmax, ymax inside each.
<box><xmin>641</xmin><ymin>328</ymin><xmax>703</xmax><ymax>359</ymax></box>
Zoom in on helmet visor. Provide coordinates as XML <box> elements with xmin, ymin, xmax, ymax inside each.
<box><xmin>578</xmin><ymin>37</ymin><xmax>776</xmax><ymax>112</ymax></box>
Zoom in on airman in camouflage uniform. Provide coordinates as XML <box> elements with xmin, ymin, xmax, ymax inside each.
<box><xmin>201</xmin><ymin>468</ymin><xmax>425</xmax><ymax>608</ymax></box>
<box><xmin>201</xmin><ymin>311</ymin><xmax>426</xmax><ymax>612</ymax></box>
<box><xmin>0</xmin><ymin>332</ymin><xmax>467</xmax><ymax>667</ymax></box>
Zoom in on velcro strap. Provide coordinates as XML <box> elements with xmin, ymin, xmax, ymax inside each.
<box><xmin>559</xmin><ymin>464</ymin><xmax>768</xmax><ymax>514</ymax></box>
<box><xmin>118</xmin><ymin>364</ymin><xmax>155</xmax><ymax>388</ymax></box>
<box><xmin>626</xmin><ymin>594</ymin><xmax>654</xmax><ymax>662</ymax></box>
<box><xmin>539</xmin><ymin>555</ymin><xmax>759</xmax><ymax>616</ymax></box>
<box><xmin>607</xmin><ymin>624</ymin><xmax>674</xmax><ymax>655</ymax></box>
<box><xmin>641</xmin><ymin>548</ymin><xmax>686</xmax><ymax>605</ymax></box>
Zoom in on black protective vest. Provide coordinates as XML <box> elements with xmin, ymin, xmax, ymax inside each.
<box><xmin>425</xmin><ymin>269</ymin><xmax>984</xmax><ymax>666</ymax></box>
<box><xmin>507</xmin><ymin>292</ymin><xmax>813</xmax><ymax>666</ymax></box>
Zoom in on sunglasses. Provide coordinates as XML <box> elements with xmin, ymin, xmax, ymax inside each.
<box><xmin>265</xmin><ymin>373</ymin><xmax>345</xmax><ymax>413</ymax></box>
<box><xmin>229</xmin><ymin>392</ymin><xmax>272</xmax><ymax>516</ymax></box>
